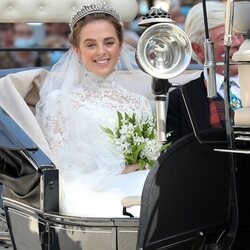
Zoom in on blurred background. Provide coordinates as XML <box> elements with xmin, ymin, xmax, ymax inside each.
<box><xmin>0</xmin><ymin>0</ymin><xmax>208</xmax><ymax>69</ymax></box>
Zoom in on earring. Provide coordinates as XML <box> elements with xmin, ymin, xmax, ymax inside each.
<box><xmin>78</xmin><ymin>58</ymin><xmax>82</xmax><ymax>66</ymax></box>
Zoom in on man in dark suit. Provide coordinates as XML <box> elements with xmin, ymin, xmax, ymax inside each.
<box><xmin>167</xmin><ymin>1</ymin><xmax>244</xmax><ymax>142</ymax></box>
<box><xmin>166</xmin><ymin>2</ymin><xmax>250</xmax><ymax>249</ymax></box>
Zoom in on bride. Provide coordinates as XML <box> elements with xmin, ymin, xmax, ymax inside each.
<box><xmin>36</xmin><ymin>0</ymin><xmax>156</xmax><ymax>217</ymax></box>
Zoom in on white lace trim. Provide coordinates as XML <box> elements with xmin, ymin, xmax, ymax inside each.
<box><xmin>36</xmin><ymin>72</ymin><xmax>152</xmax><ymax>173</ymax></box>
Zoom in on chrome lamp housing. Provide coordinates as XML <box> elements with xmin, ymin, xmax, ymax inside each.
<box><xmin>136</xmin><ymin>7</ymin><xmax>192</xmax><ymax>143</ymax></box>
<box><xmin>136</xmin><ymin>7</ymin><xmax>192</xmax><ymax>79</ymax></box>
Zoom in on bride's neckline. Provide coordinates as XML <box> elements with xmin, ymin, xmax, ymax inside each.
<box><xmin>79</xmin><ymin>70</ymin><xmax>117</xmax><ymax>90</ymax></box>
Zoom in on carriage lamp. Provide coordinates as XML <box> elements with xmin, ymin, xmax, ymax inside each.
<box><xmin>135</xmin><ymin>7</ymin><xmax>192</xmax><ymax>142</ymax></box>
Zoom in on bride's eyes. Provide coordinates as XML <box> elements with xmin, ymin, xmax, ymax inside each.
<box><xmin>84</xmin><ymin>39</ymin><xmax>116</xmax><ymax>48</ymax></box>
<box><xmin>105</xmin><ymin>41</ymin><xmax>115</xmax><ymax>46</ymax></box>
<box><xmin>86</xmin><ymin>43</ymin><xmax>96</xmax><ymax>48</ymax></box>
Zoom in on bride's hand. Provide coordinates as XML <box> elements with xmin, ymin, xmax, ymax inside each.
<box><xmin>122</xmin><ymin>163</ymin><xmax>139</xmax><ymax>174</ymax></box>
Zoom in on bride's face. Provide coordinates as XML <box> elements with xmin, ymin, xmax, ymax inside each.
<box><xmin>75</xmin><ymin>20</ymin><xmax>122</xmax><ymax>77</ymax></box>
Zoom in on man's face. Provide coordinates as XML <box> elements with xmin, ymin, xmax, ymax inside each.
<box><xmin>209</xmin><ymin>25</ymin><xmax>244</xmax><ymax>75</ymax></box>
<box><xmin>193</xmin><ymin>25</ymin><xmax>244</xmax><ymax>76</ymax></box>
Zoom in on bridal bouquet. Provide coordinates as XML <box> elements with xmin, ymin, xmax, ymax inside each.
<box><xmin>101</xmin><ymin>111</ymin><xmax>170</xmax><ymax>170</ymax></box>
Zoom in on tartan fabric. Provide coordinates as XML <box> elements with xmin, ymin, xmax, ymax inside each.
<box><xmin>209</xmin><ymin>80</ymin><xmax>242</xmax><ymax>128</ymax></box>
<box><xmin>209</xmin><ymin>95</ymin><xmax>225</xmax><ymax>128</ymax></box>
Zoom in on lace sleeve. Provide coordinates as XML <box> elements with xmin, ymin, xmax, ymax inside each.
<box><xmin>36</xmin><ymin>91</ymin><xmax>70</xmax><ymax>154</ymax></box>
<box><xmin>139</xmin><ymin>95</ymin><xmax>154</xmax><ymax>118</ymax></box>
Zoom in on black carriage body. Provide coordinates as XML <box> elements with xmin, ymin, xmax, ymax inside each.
<box><xmin>137</xmin><ymin>129</ymin><xmax>233</xmax><ymax>249</ymax></box>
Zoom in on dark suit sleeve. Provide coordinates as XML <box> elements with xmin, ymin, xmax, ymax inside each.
<box><xmin>166</xmin><ymin>88</ymin><xmax>188</xmax><ymax>142</ymax></box>
<box><xmin>166</xmin><ymin>73</ymin><xmax>210</xmax><ymax>143</ymax></box>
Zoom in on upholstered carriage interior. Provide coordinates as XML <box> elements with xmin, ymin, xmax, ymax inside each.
<box><xmin>0</xmin><ymin>0</ymin><xmax>85</xmax><ymax>23</ymax></box>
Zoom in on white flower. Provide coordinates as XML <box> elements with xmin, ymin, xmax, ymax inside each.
<box><xmin>101</xmin><ymin>111</ymin><xmax>170</xmax><ymax>170</ymax></box>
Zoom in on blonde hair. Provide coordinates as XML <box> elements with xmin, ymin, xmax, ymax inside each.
<box><xmin>185</xmin><ymin>1</ymin><xmax>226</xmax><ymax>63</ymax></box>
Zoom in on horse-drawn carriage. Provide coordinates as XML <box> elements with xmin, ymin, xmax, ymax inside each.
<box><xmin>0</xmin><ymin>0</ymin><xmax>249</xmax><ymax>249</ymax></box>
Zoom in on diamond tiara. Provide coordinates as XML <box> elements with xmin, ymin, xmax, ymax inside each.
<box><xmin>69</xmin><ymin>2</ymin><xmax>120</xmax><ymax>32</ymax></box>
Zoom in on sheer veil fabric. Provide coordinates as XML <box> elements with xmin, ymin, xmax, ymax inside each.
<box><xmin>36</xmin><ymin>44</ymin><xmax>152</xmax><ymax>217</ymax></box>
<box><xmin>37</xmin><ymin>44</ymin><xmax>139</xmax><ymax>99</ymax></box>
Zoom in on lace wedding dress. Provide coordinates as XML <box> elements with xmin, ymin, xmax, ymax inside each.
<box><xmin>36</xmin><ymin>71</ymin><xmax>152</xmax><ymax>217</ymax></box>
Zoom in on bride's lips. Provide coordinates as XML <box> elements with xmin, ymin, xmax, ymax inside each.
<box><xmin>94</xmin><ymin>59</ymin><xmax>109</xmax><ymax>65</ymax></box>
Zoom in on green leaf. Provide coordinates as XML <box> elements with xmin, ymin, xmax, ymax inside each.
<box><xmin>117</xmin><ymin>111</ymin><xmax>123</xmax><ymax>129</ymax></box>
<box><xmin>134</xmin><ymin>126</ymin><xmax>142</xmax><ymax>136</ymax></box>
<box><xmin>125</xmin><ymin>112</ymin><xmax>129</xmax><ymax>120</ymax></box>
<box><xmin>147</xmin><ymin>160</ymin><xmax>156</xmax><ymax>169</ymax></box>
<box><xmin>138</xmin><ymin>159</ymin><xmax>146</xmax><ymax>170</ymax></box>
<box><xmin>125</xmin><ymin>154</ymin><xmax>137</xmax><ymax>164</ymax></box>
<box><xmin>100</xmin><ymin>126</ymin><xmax>114</xmax><ymax>139</ymax></box>
<box><xmin>148</xmin><ymin>129</ymin><xmax>155</xmax><ymax>139</ymax></box>
<box><xmin>129</xmin><ymin>113</ymin><xmax>136</xmax><ymax>124</ymax></box>
<box><xmin>132</xmin><ymin>143</ymin><xmax>145</xmax><ymax>160</ymax></box>
<box><xmin>160</xmin><ymin>142</ymin><xmax>171</xmax><ymax>152</ymax></box>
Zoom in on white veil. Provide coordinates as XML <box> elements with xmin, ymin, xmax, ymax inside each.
<box><xmin>36</xmin><ymin>42</ymin><xmax>139</xmax><ymax>107</ymax></box>
<box><xmin>36</xmin><ymin>0</ymin><xmax>141</xmax><ymax>112</ymax></box>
